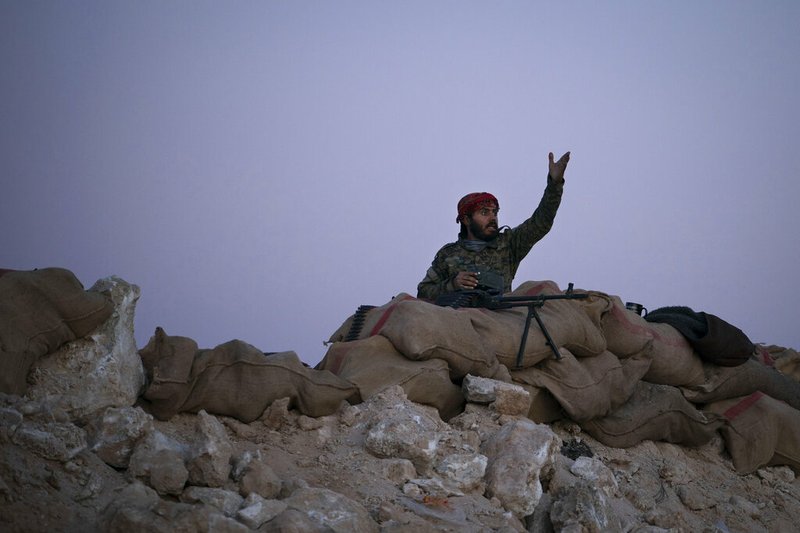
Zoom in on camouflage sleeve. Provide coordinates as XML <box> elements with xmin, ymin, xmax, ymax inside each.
<box><xmin>508</xmin><ymin>176</ymin><xmax>564</xmax><ymax>263</ymax></box>
<box><xmin>416</xmin><ymin>251</ymin><xmax>458</xmax><ymax>300</ymax></box>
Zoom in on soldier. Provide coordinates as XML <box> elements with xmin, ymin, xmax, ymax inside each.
<box><xmin>417</xmin><ymin>151</ymin><xmax>571</xmax><ymax>300</ymax></box>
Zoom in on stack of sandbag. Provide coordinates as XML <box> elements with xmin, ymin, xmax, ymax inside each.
<box><xmin>139</xmin><ymin>327</ymin><xmax>360</xmax><ymax>423</ymax></box>
<box><xmin>327</xmin><ymin>280</ymin><xmax>800</xmax><ymax>472</ymax></box>
<box><xmin>470</xmin><ymin>281</ymin><xmax>612</xmax><ymax>369</ymax></box>
<box><xmin>330</xmin><ymin>296</ymin><xmax>507</xmax><ymax>381</ymax></box>
<box><xmin>377</xmin><ymin>298</ymin><xmax>506</xmax><ymax>380</ymax></box>
<box><xmin>317</xmin><ymin>335</ymin><xmax>464</xmax><ymax>421</ymax></box>
<box><xmin>0</xmin><ymin>267</ymin><xmax>114</xmax><ymax>395</ymax></box>
<box><xmin>329</xmin><ymin>281</ymin><xmax>611</xmax><ymax>380</ymax></box>
<box><xmin>600</xmin><ymin>295</ymin><xmax>706</xmax><ymax>387</ymax></box>
<box><xmin>592</xmin><ymin>294</ymin><xmax>800</xmax><ymax>472</ymax></box>
<box><xmin>501</xmin><ymin>291</ymin><xmax>732</xmax><ymax>449</ymax></box>
<box><xmin>325</xmin><ymin>281</ymin><xmax>617</xmax><ymax>421</ymax></box>
<box><xmin>510</xmin><ymin>349</ymin><xmax>651</xmax><ymax>423</ymax></box>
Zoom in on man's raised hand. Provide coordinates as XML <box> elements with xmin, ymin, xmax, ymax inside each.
<box><xmin>548</xmin><ymin>151</ymin><xmax>571</xmax><ymax>183</ymax></box>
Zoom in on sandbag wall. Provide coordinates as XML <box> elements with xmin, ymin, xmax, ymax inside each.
<box><xmin>9</xmin><ymin>268</ymin><xmax>796</xmax><ymax>473</ymax></box>
<box><xmin>321</xmin><ymin>280</ymin><xmax>800</xmax><ymax>473</ymax></box>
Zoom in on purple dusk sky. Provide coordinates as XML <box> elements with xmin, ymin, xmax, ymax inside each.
<box><xmin>2</xmin><ymin>2</ymin><xmax>798</xmax><ymax>366</ymax></box>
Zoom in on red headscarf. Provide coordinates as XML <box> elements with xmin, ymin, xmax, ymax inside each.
<box><xmin>456</xmin><ymin>192</ymin><xmax>498</xmax><ymax>223</ymax></box>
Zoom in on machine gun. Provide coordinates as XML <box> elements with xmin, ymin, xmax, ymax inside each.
<box><xmin>435</xmin><ymin>272</ymin><xmax>588</xmax><ymax>367</ymax></box>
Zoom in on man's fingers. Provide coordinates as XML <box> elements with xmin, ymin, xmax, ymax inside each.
<box><xmin>549</xmin><ymin>151</ymin><xmax>571</xmax><ymax>167</ymax></box>
<box><xmin>457</xmin><ymin>271</ymin><xmax>481</xmax><ymax>289</ymax></box>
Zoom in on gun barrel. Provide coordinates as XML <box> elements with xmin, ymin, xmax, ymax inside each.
<box><xmin>496</xmin><ymin>293</ymin><xmax>589</xmax><ymax>304</ymax></box>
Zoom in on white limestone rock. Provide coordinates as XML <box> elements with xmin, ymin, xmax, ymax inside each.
<box><xmin>128</xmin><ymin>429</ymin><xmax>189</xmax><ymax>496</ymax></box>
<box><xmin>365</xmin><ymin>392</ymin><xmax>444</xmax><ymax>475</ymax></box>
<box><xmin>87</xmin><ymin>406</ymin><xmax>153</xmax><ymax>468</ymax></box>
<box><xmin>283</xmin><ymin>487</ymin><xmax>379</xmax><ymax>532</ymax></box>
<box><xmin>26</xmin><ymin>276</ymin><xmax>145</xmax><ymax>421</ymax></box>
<box><xmin>236</xmin><ymin>493</ymin><xmax>287</xmax><ymax>529</ymax></box>
<box><xmin>481</xmin><ymin>418</ymin><xmax>560</xmax><ymax>518</ymax></box>
<box><xmin>187</xmin><ymin>410</ymin><xmax>233</xmax><ymax>488</ymax></box>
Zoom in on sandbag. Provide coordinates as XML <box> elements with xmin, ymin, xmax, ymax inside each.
<box><xmin>470</xmin><ymin>280</ymin><xmax>610</xmax><ymax>368</ymax></box>
<box><xmin>0</xmin><ymin>267</ymin><xmax>114</xmax><ymax>395</ymax></box>
<box><xmin>600</xmin><ymin>295</ymin><xmax>654</xmax><ymax>358</ymax></box>
<box><xmin>580</xmin><ymin>381</ymin><xmax>724</xmax><ymax>448</ymax></box>
<box><xmin>378</xmin><ymin>299</ymin><xmax>502</xmax><ymax>380</ymax></box>
<box><xmin>707</xmin><ymin>392</ymin><xmax>800</xmax><ymax>474</ymax></box>
<box><xmin>641</xmin><ymin>322</ymin><xmax>705</xmax><ymax>387</ymax></box>
<box><xmin>511</xmin><ymin>349</ymin><xmax>650</xmax><ymax>422</ymax></box>
<box><xmin>328</xmin><ymin>293</ymin><xmax>416</xmax><ymax>342</ymax></box>
<box><xmin>317</xmin><ymin>335</ymin><xmax>464</xmax><ymax>420</ymax></box>
<box><xmin>139</xmin><ymin>329</ymin><xmax>360</xmax><ymax>423</ymax></box>
<box><xmin>680</xmin><ymin>358</ymin><xmax>800</xmax><ymax>411</ymax></box>
<box><xmin>762</xmin><ymin>345</ymin><xmax>800</xmax><ymax>382</ymax></box>
<box><xmin>138</xmin><ymin>327</ymin><xmax>198</xmax><ymax>418</ymax></box>
<box><xmin>752</xmin><ymin>344</ymin><xmax>779</xmax><ymax>366</ymax></box>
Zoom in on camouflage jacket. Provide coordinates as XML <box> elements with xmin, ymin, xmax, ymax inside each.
<box><xmin>416</xmin><ymin>177</ymin><xmax>564</xmax><ymax>300</ymax></box>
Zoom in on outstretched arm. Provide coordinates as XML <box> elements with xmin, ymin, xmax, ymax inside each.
<box><xmin>506</xmin><ymin>151</ymin><xmax>570</xmax><ymax>263</ymax></box>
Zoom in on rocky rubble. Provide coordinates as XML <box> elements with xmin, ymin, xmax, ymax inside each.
<box><xmin>1</xmin><ymin>277</ymin><xmax>800</xmax><ymax>532</ymax></box>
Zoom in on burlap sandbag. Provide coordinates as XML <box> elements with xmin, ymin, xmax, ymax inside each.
<box><xmin>139</xmin><ymin>330</ymin><xmax>360</xmax><ymax>423</ymax></box>
<box><xmin>186</xmin><ymin>343</ymin><xmax>359</xmax><ymax>422</ymax></box>
<box><xmin>0</xmin><ymin>267</ymin><xmax>114</xmax><ymax>395</ymax></box>
<box><xmin>470</xmin><ymin>280</ymin><xmax>610</xmax><ymax>369</ymax></box>
<box><xmin>511</xmin><ymin>349</ymin><xmax>651</xmax><ymax>422</ymax></box>
<box><xmin>580</xmin><ymin>381</ymin><xmax>724</xmax><ymax>448</ymax></box>
<box><xmin>776</xmin><ymin>354</ymin><xmax>800</xmax><ymax>382</ymax></box>
<box><xmin>378</xmin><ymin>299</ymin><xmax>501</xmax><ymax>380</ymax></box>
<box><xmin>138</xmin><ymin>327</ymin><xmax>198</xmax><ymax>419</ymax></box>
<box><xmin>328</xmin><ymin>293</ymin><xmax>416</xmax><ymax>342</ymax></box>
<box><xmin>707</xmin><ymin>392</ymin><xmax>800</xmax><ymax>474</ymax></box>
<box><xmin>642</xmin><ymin>322</ymin><xmax>705</xmax><ymax>387</ymax></box>
<box><xmin>762</xmin><ymin>345</ymin><xmax>800</xmax><ymax>382</ymax></box>
<box><xmin>600</xmin><ymin>295</ymin><xmax>654</xmax><ymax>358</ymax></box>
<box><xmin>752</xmin><ymin>344</ymin><xmax>779</xmax><ymax>366</ymax></box>
<box><xmin>680</xmin><ymin>358</ymin><xmax>800</xmax><ymax>411</ymax></box>
<box><xmin>318</xmin><ymin>335</ymin><xmax>464</xmax><ymax>420</ymax></box>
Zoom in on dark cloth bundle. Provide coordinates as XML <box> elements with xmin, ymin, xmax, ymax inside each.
<box><xmin>645</xmin><ymin>306</ymin><xmax>754</xmax><ymax>366</ymax></box>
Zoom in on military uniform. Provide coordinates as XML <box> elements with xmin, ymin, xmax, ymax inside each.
<box><xmin>417</xmin><ymin>177</ymin><xmax>564</xmax><ymax>300</ymax></box>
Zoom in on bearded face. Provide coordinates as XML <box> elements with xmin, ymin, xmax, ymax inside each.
<box><xmin>466</xmin><ymin>205</ymin><xmax>499</xmax><ymax>241</ymax></box>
